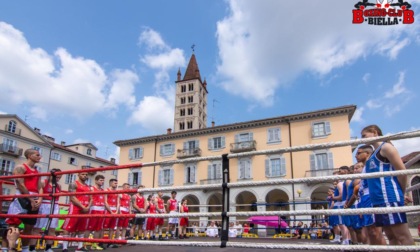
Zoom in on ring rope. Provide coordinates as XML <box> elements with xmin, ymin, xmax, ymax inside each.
<box><xmin>18</xmin><ymin>235</ymin><xmax>420</xmax><ymax>251</ymax></box>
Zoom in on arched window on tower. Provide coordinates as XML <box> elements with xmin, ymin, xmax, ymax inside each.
<box><xmin>412</xmin><ymin>176</ymin><xmax>420</xmax><ymax>206</ymax></box>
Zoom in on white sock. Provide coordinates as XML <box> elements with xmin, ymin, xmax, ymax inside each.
<box><xmin>78</xmin><ymin>234</ymin><xmax>84</xmax><ymax>248</ymax></box>
<box><xmin>2</xmin><ymin>247</ymin><xmax>9</xmax><ymax>252</ymax></box>
<box><xmin>21</xmin><ymin>246</ymin><xmax>29</xmax><ymax>252</ymax></box>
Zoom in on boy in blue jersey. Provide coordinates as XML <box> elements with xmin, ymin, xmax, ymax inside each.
<box><xmin>361</xmin><ymin>125</ymin><xmax>414</xmax><ymax>245</ymax></box>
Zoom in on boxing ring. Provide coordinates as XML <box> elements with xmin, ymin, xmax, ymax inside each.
<box><xmin>1</xmin><ymin>129</ymin><xmax>420</xmax><ymax>251</ymax></box>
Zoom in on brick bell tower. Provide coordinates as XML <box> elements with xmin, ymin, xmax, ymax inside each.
<box><xmin>173</xmin><ymin>52</ymin><xmax>208</xmax><ymax>132</ymax></box>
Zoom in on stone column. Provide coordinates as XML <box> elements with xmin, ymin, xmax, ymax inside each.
<box><xmin>199</xmin><ymin>206</ymin><xmax>208</xmax><ymax>233</ymax></box>
<box><xmin>256</xmin><ymin>202</ymin><xmax>267</xmax><ymax>237</ymax></box>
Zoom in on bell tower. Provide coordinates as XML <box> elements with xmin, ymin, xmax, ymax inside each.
<box><xmin>174</xmin><ymin>52</ymin><xmax>208</xmax><ymax>132</ymax></box>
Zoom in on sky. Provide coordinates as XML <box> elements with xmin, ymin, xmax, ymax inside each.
<box><xmin>1</xmin><ymin>0</ymin><xmax>420</xmax><ymax>162</ymax></box>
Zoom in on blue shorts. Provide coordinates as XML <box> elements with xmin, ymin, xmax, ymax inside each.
<box><xmin>373</xmin><ymin>202</ymin><xmax>407</xmax><ymax>227</ymax></box>
<box><xmin>349</xmin><ymin>206</ymin><xmax>362</xmax><ymax>230</ymax></box>
<box><xmin>362</xmin><ymin>213</ymin><xmax>374</xmax><ymax>227</ymax></box>
<box><xmin>329</xmin><ymin>215</ymin><xmax>338</xmax><ymax>227</ymax></box>
<box><xmin>341</xmin><ymin>215</ymin><xmax>351</xmax><ymax>227</ymax></box>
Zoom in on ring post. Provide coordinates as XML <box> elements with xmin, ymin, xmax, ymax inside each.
<box><xmin>220</xmin><ymin>154</ymin><xmax>230</xmax><ymax>247</ymax></box>
<box><xmin>43</xmin><ymin>169</ymin><xmax>58</xmax><ymax>239</ymax></box>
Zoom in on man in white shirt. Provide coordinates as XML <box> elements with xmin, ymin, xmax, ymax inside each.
<box><xmin>206</xmin><ymin>221</ymin><xmax>219</xmax><ymax>237</ymax></box>
<box><xmin>233</xmin><ymin>221</ymin><xmax>243</xmax><ymax>238</ymax></box>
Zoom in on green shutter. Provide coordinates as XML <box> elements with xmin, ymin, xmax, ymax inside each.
<box><xmin>265</xmin><ymin>159</ymin><xmax>270</xmax><ymax>177</ymax></box>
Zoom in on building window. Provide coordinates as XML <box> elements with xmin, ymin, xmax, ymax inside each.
<box><xmin>129</xmin><ymin>147</ymin><xmax>144</xmax><ymax>160</ymax></box>
<box><xmin>112</xmin><ymin>169</ymin><xmax>118</xmax><ymax>176</ymax></box>
<box><xmin>187</xmin><ymin>121</ymin><xmax>193</xmax><ymax>129</ymax></box>
<box><xmin>0</xmin><ymin>158</ymin><xmax>15</xmax><ymax>176</ymax></box>
<box><xmin>267</xmin><ymin>128</ymin><xmax>281</xmax><ymax>143</ymax></box>
<box><xmin>128</xmin><ymin>169</ymin><xmax>142</xmax><ymax>186</ymax></box>
<box><xmin>7</xmin><ymin>120</ymin><xmax>17</xmax><ymax>133</ymax></box>
<box><xmin>179</xmin><ymin>122</ymin><xmax>185</xmax><ymax>130</ymax></box>
<box><xmin>187</xmin><ymin>108</ymin><xmax>193</xmax><ymax>115</ymax></box>
<box><xmin>181</xmin><ymin>85</ymin><xmax>186</xmax><ymax>93</ymax></box>
<box><xmin>312</xmin><ymin>121</ymin><xmax>331</xmax><ymax>138</ymax></box>
<box><xmin>184</xmin><ymin>164</ymin><xmax>196</xmax><ymax>184</ymax></box>
<box><xmin>188</xmin><ymin>96</ymin><xmax>193</xmax><ymax>103</ymax></box>
<box><xmin>180</xmin><ymin>97</ymin><xmax>186</xmax><ymax>104</ymax></box>
<box><xmin>2</xmin><ymin>188</ymin><xmax>10</xmax><ymax>195</ymax></box>
<box><xmin>51</xmin><ymin>152</ymin><xmax>61</xmax><ymax>161</ymax></box>
<box><xmin>158</xmin><ymin>167</ymin><xmax>174</xmax><ymax>186</ymax></box>
<box><xmin>87</xmin><ymin>148</ymin><xmax>92</xmax><ymax>156</ymax></box>
<box><xmin>238</xmin><ymin>158</ymin><xmax>252</xmax><ymax>179</ymax></box>
<box><xmin>208</xmin><ymin>136</ymin><xmax>225</xmax><ymax>150</ymax></box>
<box><xmin>183</xmin><ymin>140</ymin><xmax>199</xmax><ymax>154</ymax></box>
<box><xmin>33</xmin><ymin>146</ymin><xmax>43</xmax><ymax>155</ymax></box>
<box><xmin>188</xmin><ymin>83</ymin><xmax>194</xmax><ymax>91</ymax></box>
<box><xmin>180</xmin><ymin>109</ymin><xmax>185</xmax><ymax>116</ymax></box>
<box><xmin>160</xmin><ymin>143</ymin><xmax>175</xmax><ymax>156</ymax></box>
<box><xmin>235</xmin><ymin>132</ymin><xmax>253</xmax><ymax>143</ymax></box>
<box><xmin>265</xmin><ymin>155</ymin><xmax>286</xmax><ymax>177</ymax></box>
<box><xmin>310</xmin><ymin>151</ymin><xmax>334</xmax><ymax>170</ymax></box>
<box><xmin>68</xmin><ymin>157</ymin><xmax>78</xmax><ymax>165</ymax></box>
<box><xmin>65</xmin><ymin>174</ymin><xmax>76</xmax><ymax>184</ymax></box>
<box><xmin>207</xmin><ymin>161</ymin><xmax>222</xmax><ymax>180</ymax></box>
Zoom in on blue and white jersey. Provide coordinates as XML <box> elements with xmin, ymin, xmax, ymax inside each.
<box><xmin>342</xmin><ymin>180</ymin><xmax>348</xmax><ymax>205</ymax></box>
<box><xmin>334</xmin><ymin>181</ymin><xmax>344</xmax><ymax>207</ymax></box>
<box><xmin>365</xmin><ymin>142</ymin><xmax>403</xmax><ymax>206</ymax></box>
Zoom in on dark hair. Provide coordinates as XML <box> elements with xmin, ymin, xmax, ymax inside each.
<box><xmin>95</xmin><ymin>174</ymin><xmax>105</xmax><ymax>180</ymax></box>
<box><xmin>362</xmin><ymin>125</ymin><xmax>383</xmax><ymax>136</ymax></box>
<box><xmin>122</xmin><ymin>183</ymin><xmax>130</xmax><ymax>187</ymax></box>
<box><xmin>147</xmin><ymin>194</ymin><xmax>153</xmax><ymax>201</ymax></box>
<box><xmin>50</xmin><ymin>168</ymin><xmax>61</xmax><ymax>173</ymax></box>
<box><xmin>358</xmin><ymin>144</ymin><xmax>374</xmax><ymax>153</ymax></box>
<box><xmin>339</xmin><ymin>166</ymin><xmax>349</xmax><ymax>171</ymax></box>
<box><xmin>171</xmin><ymin>191</ymin><xmax>177</xmax><ymax>195</ymax></box>
<box><xmin>109</xmin><ymin>178</ymin><xmax>118</xmax><ymax>183</ymax></box>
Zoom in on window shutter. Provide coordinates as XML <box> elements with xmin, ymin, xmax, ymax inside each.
<box><xmin>183</xmin><ymin>142</ymin><xmax>188</xmax><ymax>150</ymax></box>
<box><xmin>249</xmin><ymin>132</ymin><xmax>254</xmax><ymax>141</ymax></box>
<box><xmin>325</xmin><ymin>121</ymin><xmax>331</xmax><ymax>135</ymax></box>
<box><xmin>138</xmin><ymin>170</ymin><xmax>142</xmax><ymax>185</ymax></box>
<box><xmin>246</xmin><ymin>159</ymin><xmax>251</xmax><ymax>178</ymax></box>
<box><xmin>191</xmin><ymin>166</ymin><xmax>196</xmax><ymax>183</ymax></box>
<box><xmin>265</xmin><ymin>159</ymin><xmax>270</xmax><ymax>177</ymax></box>
<box><xmin>311</xmin><ymin>122</ymin><xmax>316</xmax><ymax>137</ymax></box>
<box><xmin>184</xmin><ymin>166</ymin><xmax>188</xmax><ymax>183</ymax></box>
<box><xmin>280</xmin><ymin>157</ymin><xmax>286</xmax><ymax>176</ymax></box>
<box><xmin>276</xmin><ymin>128</ymin><xmax>281</xmax><ymax>142</ymax></box>
<box><xmin>10</xmin><ymin>161</ymin><xmax>15</xmax><ymax>172</ymax></box>
<box><xmin>128</xmin><ymin>173</ymin><xmax>133</xmax><ymax>184</ymax></box>
<box><xmin>327</xmin><ymin>151</ymin><xmax>334</xmax><ymax>169</ymax></box>
<box><xmin>208</xmin><ymin>138</ymin><xmax>213</xmax><ymax>150</ymax></box>
<box><xmin>169</xmin><ymin>169</ymin><xmax>174</xmax><ymax>185</ymax></box>
<box><xmin>160</xmin><ymin>145</ymin><xmax>164</xmax><ymax>156</ymax></box>
<box><xmin>171</xmin><ymin>143</ymin><xmax>175</xmax><ymax>154</ymax></box>
<box><xmin>129</xmin><ymin>149</ymin><xmax>134</xmax><ymax>160</ymax></box>
<box><xmin>310</xmin><ymin>154</ymin><xmax>316</xmax><ymax>170</ymax></box>
<box><xmin>195</xmin><ymin>140</ymin><xmax>199</xmax><ymax>148</ymax></box>
<box><xmin>158</xmin><ymin>170</ymin><xmax>163</xmax><ymax>186</ymax></box>
<box><xmin>234</xmin><ymin>134</ymin><xmax>239</xmax><ymax>143</ymax></box>
<box><xmin>216</xmin><ymin>163</ymin><xmax>222</xmax><ymax>179</ymax></box>
<box><xmin>208</xmin><ymin>164</ymin><xmax>212</xmax><ymax>179</ymax></box>
<box><xmin>221</xmin><ymin>136</ymin><xmax>226</xmax><ymax>148</ymax></box>
<box><xmin>239</xmin><ymin>160</ymin><xmax>244</xmax><ymax>179</ymax></box>
<box><xmin>140</xmin><ymin>147</ymin><xmax>144</xmax><ymax>158</ymax></box>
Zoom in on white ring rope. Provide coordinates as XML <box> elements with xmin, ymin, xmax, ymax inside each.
<box><xmin>123</xmin><ymin>240</ymin><xmax>420</xmax><ymax>251</ymax></box>
<box><xmin>137</xmin><ymin>130</ymin><xmax>420</xmax><ymax>167</ymax></box>
<box><xmin>133</xmin><ymin>205</ymin><xmax>420</xmax><ymax>218</ymax></box>
<box><xmin>407</xmin><ymin>182</ymin><xmax>420</xmax><ymax>192</ymax></box>
<box><xmin>135</xmin><ymin>168</ymin><xmax>420</xmax><ymax>193</ymax></box>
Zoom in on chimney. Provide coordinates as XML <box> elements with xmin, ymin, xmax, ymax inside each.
<box><xmin>211</xmin><ymin>121</ymin><xmax>215</xmax><ymax>127</ymax></box>
<box><xmin>110</xmin><ymin>158</ymin><xmax>116</xmax><ymax>164</ymax></box>
<box><xmin>34</xmin><ymin>127</ymin><xmax>41</xmax><ymax>134</ymax></box>
<box><xmin>61</xmin><ymin>141</ymin><xmax>66</xmax><ymax>146</ymax></box>
<box><xmin>167</xmin><ymin>128</ymin><xmax>172</xmax><ymax>134</ymax></box>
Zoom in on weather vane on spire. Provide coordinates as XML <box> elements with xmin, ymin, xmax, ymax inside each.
<box><xmin>191</xmin><ymin>44</ymin><xmax>195</xmax><ymax>53</ymax></box>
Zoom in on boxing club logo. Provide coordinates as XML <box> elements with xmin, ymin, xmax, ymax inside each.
<box><xmin>353</xmin><ymin>0</ymin><xmax>415</xmax><ymax>25</ymax></box>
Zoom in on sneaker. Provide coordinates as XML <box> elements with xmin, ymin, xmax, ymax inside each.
<box><xmin>108</xmin><ymin>244</ymin><xmax>119</xmax><ymax>249</ymax></box>
<box><xmin>164</xmin><ymin>236</ymin><xmax>169</xmax><ymax>240</ymax></box>
<box><xmin>45</xmin><ymin>249</ymin><xmax>54</xmax><ymax>252</ymax></box>
<box><xmin>158</xmin><ymin>235</ymin><xmax>163</xmax><ymax>241</ymax></box>
<box><xmin>75</xmin><ymin>247</ymin><xmax>89</xmax><ymax>252</ymax></box>
<box><xmin>91</xmin><ymin>243</ymin><xmax>104</xmax><ymax>251</ymax></box>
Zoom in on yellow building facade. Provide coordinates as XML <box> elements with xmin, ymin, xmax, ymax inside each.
<box><xmin>114</xmin><ymin>54</ymin><xmax>357</xmax><ymax>236</ymax></box>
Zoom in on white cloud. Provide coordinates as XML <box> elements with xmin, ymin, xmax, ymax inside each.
<box><xmin>128</xmin><ymin>28</ymin><xmax>185</xmax><ymax>132</ymax></box>
<box><xmin>0</xmin><ymin>21</ymin><xmax>139</xmax><ymax>120</ymax></box>
<box><xmin>385</xmin><ymin>71</ymin><xmax>406</xmax><ymax>98</ymax></box>
<box><xmin>138</xmin><ymin>28</ymin><xmax>168</xmax><ymax>50</ymax></box>
<box><xmin>128</xmin><ymin>96</ymin><xmax>174</xmax><ymax>133</ymax></box>
<box><xmin>352</xmin><ymin>107</ymin><xmax>364</xmax><ymax>123</ymax></box>
<box><xmin>366</xmin><ymin>99</ymin><xmax>383</xmax><ymax>109</ymax></box>
<box><xmin>0</xmin><ymin>111</ymin><xmax>6</xmax><ymax>115</ymax></box>
<box><xmin>362</xmin><ymin>73</ymin><xmax>371</xmax><ymax>84</ymax></box>
<box><xmin>215</xmin><ymin>0</ymin><xmax>415</xmax><ymax>105</ymax></box>
<box><xmin>73</xmin><ymin>138</ymin><xmax>89</xmax><ymax>144</ymax></box>
<box><xmin>393</xmin><ymin>128</ymin><xmax>420</xmax><ymax>157</ymax></box>
<box><xmin>104</xmin><ymin>69</ymin><xmax>139</xmax><ymax>112</ymax></box>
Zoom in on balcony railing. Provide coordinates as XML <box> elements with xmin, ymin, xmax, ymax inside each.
<box><xmin>305</xmin><ymin>168</ymin><xmax>337</xmax><ymax>178</ymax></box>
<box><xmin>3</xmin><ymin>124</ymin><xmax>21</xmax><ymax>135</ymax></box>
<box><xmin>230</xmin><ymin>140</ymin><xmax>256</xmax><ymax>153</ymax></box>
<box><xmin>200</xmin><ymin>178</ymin><xmax>222</xmax><ymax>185</ymax></box>
<box><xmin>177</xmin><ymin>148</ymin><xmax>202</xmax><ymax>159</ymax></box>
<box><xmin>0</xmin><ymin>144</ymin><xmax>23</xmax><ymax>157</ymax></box>
<box><xmin>0</xmin><ymin>171</ymin><xmax>12</xmax><ymax>176</ymax></box>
